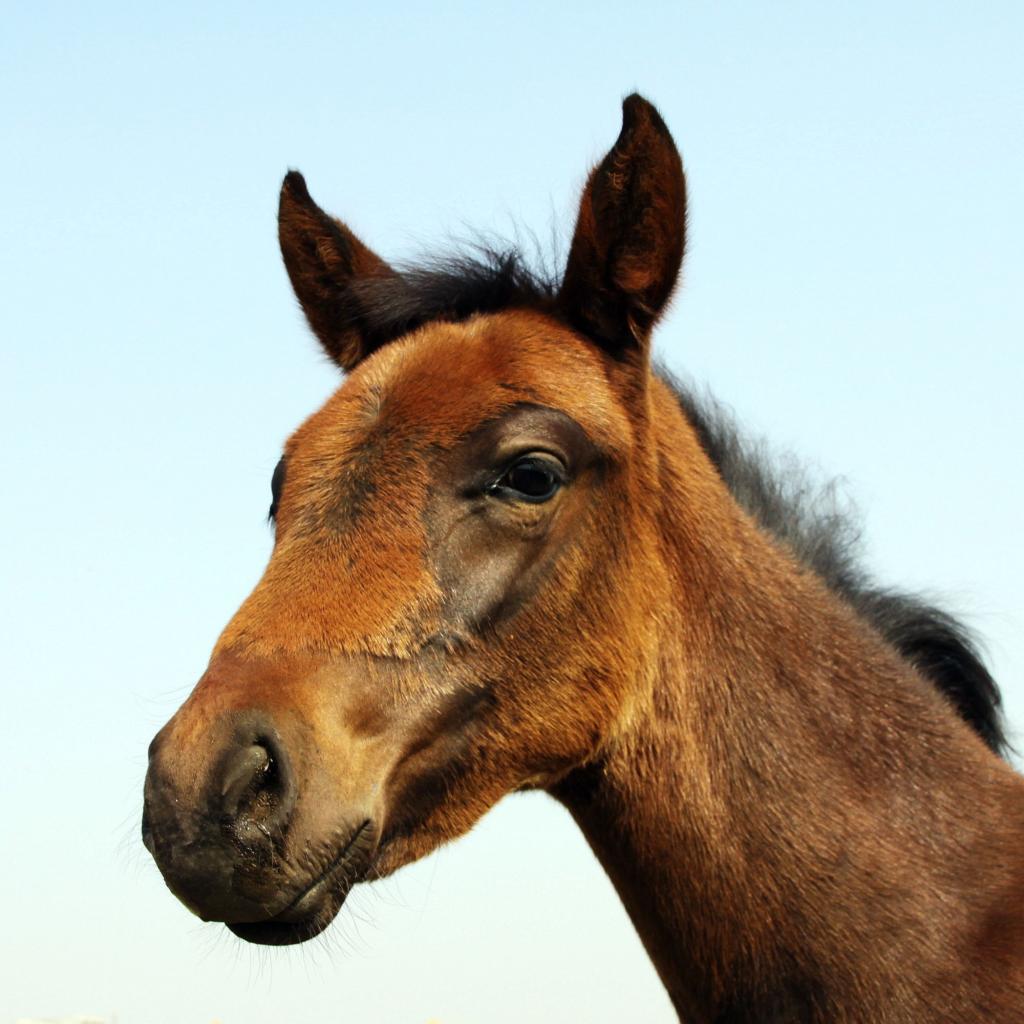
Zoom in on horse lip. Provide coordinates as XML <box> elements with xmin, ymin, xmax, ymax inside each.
<box><xmin>227</xmin><ymin>819</ymin><xmax>375</xmax><ymax>946</ymax></box>
<box><xmin>274</xmin><ymin>819</ymin><xmax>374</xmax><ymax>921</ymax></box>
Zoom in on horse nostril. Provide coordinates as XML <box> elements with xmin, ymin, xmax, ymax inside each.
<box><xmin>218</xmin><ymin>734</ymin><xmax>295</xmax><ymax>841</ymax></box>
<box><xmin>221</xmin><ymin>743</ymin><xmax>272</xmax><ymax>815</ymax></box>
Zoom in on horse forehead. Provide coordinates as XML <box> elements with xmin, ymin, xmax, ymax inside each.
<box><xmin>297</xmin><ymin>312</ymin><xmax>632</xmax><ymax>454</ymax></box>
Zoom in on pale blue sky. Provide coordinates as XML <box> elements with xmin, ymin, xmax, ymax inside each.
<box><xmin>2</xmin><ymin>3</ymin><xmax>1022</xmax><ymax>1022</ymax></box>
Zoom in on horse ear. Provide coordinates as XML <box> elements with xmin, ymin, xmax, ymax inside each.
<box><xmin>558</xmin><ymin>95</ymin><xmax>687</xmax><ymax>359</ymax></box>
<box><xmin>278</xmin><ymin>171</ymin><xmax>395</xmax><ymax>371</ymax></box>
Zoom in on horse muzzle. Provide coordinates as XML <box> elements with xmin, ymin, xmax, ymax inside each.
<box><xmin>142</xmin><ymin>663</ymin><xmax>380</xmax><ymax>945</ymax></box>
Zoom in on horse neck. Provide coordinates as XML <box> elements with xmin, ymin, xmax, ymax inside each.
<box><xmin>554</xmin><ymin>382</ymin><xmax>1024</xmax><ymax>1022</ymax></box>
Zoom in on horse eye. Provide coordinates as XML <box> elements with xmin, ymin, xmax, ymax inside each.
<box><xmin>268</xmin><ymin>457</ymin><xmax>286</xmax><ymax>522</ymax></box>
<box><xmin>492</xmin><ymin>456</ymin><xmax>563</xmax><ymax>503</ymax></box>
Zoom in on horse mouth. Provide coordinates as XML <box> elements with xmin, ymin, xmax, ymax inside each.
<box><xmin>228</xmin><ymin>819</ymin><xmax>375</xmax><ymax>946</ymax></box>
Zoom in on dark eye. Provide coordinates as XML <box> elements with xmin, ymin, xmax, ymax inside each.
<box><xmin>490</xmin><ymin>456</ymin><xmax>563</xmax><ymax>503</ymax></box>
<box><xmin>268</xmin><ymin>457</ymin><xmax>286</xmax><ymax>522</ymax></box>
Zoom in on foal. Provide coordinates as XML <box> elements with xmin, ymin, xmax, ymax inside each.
<box><xmin>143</xmin><ymin>95</ymin><xmax>1024</xmax><ymax>1021</ymax></box>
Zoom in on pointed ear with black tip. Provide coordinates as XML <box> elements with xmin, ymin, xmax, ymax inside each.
<box><xmin>558</xmin><ymin>94</ymin><xmax>687</xmax><ymax>360</ymax></box>
<box><xmin>278</xmin><ymin>170</ymin><xmax>396</xmax><ymax>371</ymax></box>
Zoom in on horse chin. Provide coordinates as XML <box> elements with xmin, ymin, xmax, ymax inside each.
<box><xmin>227</xmin><ymin>820</ymin><xmax>377</xmax><ymax>946</ymax></box>
<box><xmin>227</xmin><ymin>910</ymin><xmax>338</xmax><ymax>946</ymax></box>
<box><xmin>226</xmin><ymin>866</ymin><xmax>357</xmax><ymax>946</ymax></box>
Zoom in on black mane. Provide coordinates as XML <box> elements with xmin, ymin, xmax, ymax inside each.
<box><xmin>349</xmin><ymin>245</ymin><xmax>558</xmax><ymax>346</ymax></box>
<box><xmin>348</xmin><ymin>246</ymin><xmax>1008</xmax><ymax>756</ymax></box>
<box><xmin>668</xmin><ymin>376</ymin><xmax>1008</xmax><ymax>756</ymax></box>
